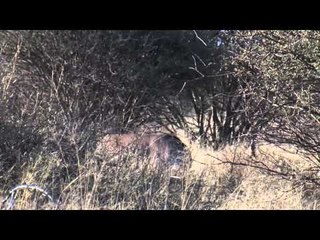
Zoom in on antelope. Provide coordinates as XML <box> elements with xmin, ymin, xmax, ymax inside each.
<box><xmin>95</xmin><ymin>132</ymin><xmax>192</xmax><ymax>176</ymax></box>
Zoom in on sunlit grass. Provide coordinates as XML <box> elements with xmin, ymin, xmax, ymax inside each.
<box><xmin>1</xmin><ymin>129</ymin><xmax>319</xmax><ymax>210</ymax></box>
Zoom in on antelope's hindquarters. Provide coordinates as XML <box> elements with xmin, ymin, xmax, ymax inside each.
<box><xmin>95</xmin><ymin>133</ymin><xmax>136</xmax><ymax>155</ymax></box>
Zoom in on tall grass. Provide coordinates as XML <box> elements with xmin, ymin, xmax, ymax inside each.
<box><xmin>1</xmin><ymin>135</ymin><xmax>320</xmax><ymax>210</ymax></box>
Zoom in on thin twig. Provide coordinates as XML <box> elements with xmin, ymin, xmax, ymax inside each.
<box><xmin>176</xmin><ymin>81</ymin><xmax>187</xmax><ymax>97</ymax></box>
<box><xmin>193</xmin><ymin>30</ymin><xmax>208</xmax><ymax>47</ymax></box>
<box><xmin>2</xmin><ymin>183</ymin><xmax>57</xmax><ymax>210</ymax></box>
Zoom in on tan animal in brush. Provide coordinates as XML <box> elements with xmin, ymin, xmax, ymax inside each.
<box><xmin>95</xmin><ymin>132</ymin><xmax>192</xmax><ymax>176</ymax></box>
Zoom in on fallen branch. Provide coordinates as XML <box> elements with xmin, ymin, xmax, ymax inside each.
<box><xmin>2</xmin><ymin>183</ymin><xmax>58</xmax><ymax>210</ymax></box>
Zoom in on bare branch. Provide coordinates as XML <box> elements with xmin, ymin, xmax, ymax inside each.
<box><xmin>193</xmin><ymin>30</ymin><xmax>208</xmax><ymax>47</ymax></box>
<box><xmin>176</xmin><ymin>81</ymin><xmax>187</xmax><ymax>97</ymax></box>
<box><xmin>2</xmin><ymin>183</ymin><xmax>57</xmax><ymax>210</ymax></box>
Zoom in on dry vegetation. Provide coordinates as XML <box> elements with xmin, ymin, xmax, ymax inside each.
<box><xmin>1</xmin><ymin>129</ymin><xmax>319</xmax><ymax>210</ymax></box>
<box><xmin>181</xmin><ymin>133</ymin><xmax>320</xmax><ymax>210</ymax></box>
<box><xmin>1</xmin><ymin>30</ymin><xmax>320</xmax><ymax>210</ymax></box>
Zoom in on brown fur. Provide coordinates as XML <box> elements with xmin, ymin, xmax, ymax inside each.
<box><xmin>95</xmin><ymin>133</ymin><xmax>192</xmax><ymax>175</ymax></box>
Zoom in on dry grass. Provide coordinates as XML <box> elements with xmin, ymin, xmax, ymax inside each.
<box><xmin>175</xmin><ymin>130</ymin><xmax>320</xmax><ymax>210</ymax></box>
<box><xmin>1</xmin><ymin>130</ymin><xmax>320</xmax><ymax>210</ymax></box>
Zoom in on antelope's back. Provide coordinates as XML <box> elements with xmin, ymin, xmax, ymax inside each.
<box><xmin>95</xmin><ymin>132</ymin><xmax>192</xmax><ymax>175</ymax></box>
